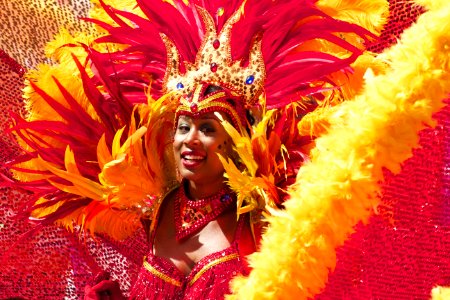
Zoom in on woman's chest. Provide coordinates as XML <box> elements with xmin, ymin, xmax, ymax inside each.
<box><xmin>153</xmin><ymin>199</ymin><xmax>238</xmax><ymax>275</ymax></box>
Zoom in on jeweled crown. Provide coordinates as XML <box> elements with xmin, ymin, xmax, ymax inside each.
<box><xmin>162</xmin><ymin>6</ymin><xmax>266</xmax><ymax>107</ymax></box>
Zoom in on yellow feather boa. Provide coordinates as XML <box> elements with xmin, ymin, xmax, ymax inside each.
<box><xmin>431</xmin><ymin>286</ymin><xmax>450</xmax><ymax>300</ymax></box>
<box><xmin>227</xmin><ymin>0</ymin><xmax>450</xmax><ymax>298</ymax></box>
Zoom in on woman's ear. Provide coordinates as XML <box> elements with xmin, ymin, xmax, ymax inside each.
<box><xmin>226</xmin><ymin>139</ymin><xmax>241</xmax><ymax>167</ymax></box>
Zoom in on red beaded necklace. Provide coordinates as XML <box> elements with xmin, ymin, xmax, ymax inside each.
<box><xmin>174</xmin><ymin>182</ymin><xmax>235</xmax><ymax>241</ymax></box>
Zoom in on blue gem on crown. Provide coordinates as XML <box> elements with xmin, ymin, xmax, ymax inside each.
<box><xmin>176</xmin><ymin>82</ymin><xmax>184</xmax><ymax>89</ymax></box>
<box><xmin>245</xmin><ymin>75</ymin><xmax>255</xmax><ymax>85</ymax></box>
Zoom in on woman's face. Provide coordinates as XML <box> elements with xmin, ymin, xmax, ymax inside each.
<box><xmin>173</xmin><ymin>112</ymin><xmax>232</xmax><ymax>186</ymax></box>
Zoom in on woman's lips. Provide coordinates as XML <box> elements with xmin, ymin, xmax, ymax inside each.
<box><xmin>181</xmin><ymin>151</ymin><xmax>206</xmax><ymax>169</ymax></box>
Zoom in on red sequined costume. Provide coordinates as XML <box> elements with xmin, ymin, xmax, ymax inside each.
<box><xmin>129</xmin><ymin>208</ymin><xmax>250</xmax><ymax>299</ymax></box>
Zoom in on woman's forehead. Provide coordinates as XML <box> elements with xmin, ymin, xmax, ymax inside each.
<box><xmin>178</xmin><ymin>112</ymin><xmax>225</xmax><ymax>122</ymax></box>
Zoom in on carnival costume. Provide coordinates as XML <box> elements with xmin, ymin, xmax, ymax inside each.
<box><xmin>1</xmin><ymin>0</ymin><xmax>449</xmax><ymax>299</ymax></box>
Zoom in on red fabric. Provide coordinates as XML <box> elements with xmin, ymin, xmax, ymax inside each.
<box><xmin>129</xmin><ymin>208</ymin><xmax>250</xmax><ymax>299</ymax></box>
<box><xmin>84</xmin><ymin>272</ymin><xmax>126</xmax><ymax>300</ymax></box>
<box><xmin>129</xmin><ymin>244</ymin><xmax>249</xmax><ymax>300</ymax></box>
<box><xmin>0</xmin><ymin>1</ymin><xmax>449</xmax><ymax>299</ymax></box>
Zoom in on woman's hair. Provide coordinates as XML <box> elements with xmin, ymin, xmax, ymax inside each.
<box><xmin>204</xmin><ymin>84</ymin><xmax>255</xmax><ymax>128</ymax></box>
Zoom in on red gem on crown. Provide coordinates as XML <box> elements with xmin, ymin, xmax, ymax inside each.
<box><xmin>210</xmin><ymin>63</ymin><xmax>218</xmax><ymax>72</ymax></box>
<box><xmin>213</xmin><ymin>39</ymin><xmax>220</xmax><ymax>49</ymax></box>
<box><xmin>190</xmin><ymin>103</ymin><xmax>198</xmax><ymax>112</ymax></box>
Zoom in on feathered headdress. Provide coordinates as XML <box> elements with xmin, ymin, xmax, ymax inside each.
<box><xmin>7</xmin><ymin>0</ymin><xmax>385</xmax><ymax>240</ymax></box>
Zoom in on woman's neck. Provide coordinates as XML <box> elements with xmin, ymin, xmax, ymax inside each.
<box><xmin>185</xmin><ymin>179</ymin><xmax>226</xmax><ymax>200</ymax></box>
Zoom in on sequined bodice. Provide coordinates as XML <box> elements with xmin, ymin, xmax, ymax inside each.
<box><xmin>129</xmin><ymin>208</ymin><xmax>250</xmax><ymax>300</ymax></box>
<box><xmin>129</xmin><ymin>241</ymin><xmax>249</xmax><ymax>299</ymax></box>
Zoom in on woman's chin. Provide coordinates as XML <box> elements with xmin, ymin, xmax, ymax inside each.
<box><xmin>179</xmin><ymin>168</ymin><xmax>202</xmax><ymax>182</ymax></box>
<box><xmin>178</xmin><ymin>168</ymin><xmax>225</xmax><ymax>187</ymax></box>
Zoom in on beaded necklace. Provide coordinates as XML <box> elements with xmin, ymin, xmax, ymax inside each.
<box><xmin>174</xmin><ymin>182</ymin><xmax>235</xmax><ymax>241</ymax></box>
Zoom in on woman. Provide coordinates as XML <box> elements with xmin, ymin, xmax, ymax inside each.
<box><xmin>86</xmin><ymin>83</ymin><xmax>258</xmax><ymax>299</ymax></box>
<box><xmin>129</xmin><ymin>89</ymin><xmax>258</xmax><ymax>298</ymax></box>
<box><xmin>132</xmin><ymin>118</ymin><xmax>256</xmax><ymax>296</ymax></box>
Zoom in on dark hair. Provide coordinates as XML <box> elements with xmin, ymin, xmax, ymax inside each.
<box><xmin>204</xmin><ymin>85</ymin><xmax>223</xmax><ymax>95</ymax></box>
<box><xmin>204</xmin><ymin>84</ymin><xmax>255</xmax><ymax>129</ymax></box>
<box><xmin>246</xmin><ymin>110</ymin><xmax>255</xmax><ymax>126</ymax></box>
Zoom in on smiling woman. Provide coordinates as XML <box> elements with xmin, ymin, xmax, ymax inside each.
<box><xmin>122</xmin><ymin>81</ymin><xmax>259</xmax><ymax>298</ymax></box>
<box><xmin>127</xmin><ymin>100</ymin><xmax>256</xmax><ymax>298</ymax></box>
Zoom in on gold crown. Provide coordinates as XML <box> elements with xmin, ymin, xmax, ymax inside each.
<box><xmin>162</xmin><ymin>6</ymin><xmax>266</xmax><ymax>106</ymax></box>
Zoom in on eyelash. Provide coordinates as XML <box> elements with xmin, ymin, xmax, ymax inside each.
<box><xmin>201</xmin><ymin>126</ymin><xmax>215</xmax><ymax>133</ymax></box>
<box><xmin>178</xmin><ymin>124</ymin><xmax>189</xmax><ymax>132</ymax></box>
<box><xmin>177</xmin><ymin>124</ymin><xmax>216</xmax><ymax>134</ymax></box>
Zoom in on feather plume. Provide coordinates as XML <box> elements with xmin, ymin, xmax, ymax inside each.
<box><xmin>32</xmin><ymin>93</ymin><xmax>177</xmax><ymax>239</ymax></box>
<box><xmin>431</xmin><ymin>286</ymin><xmax>450</xmax><ymax>300</ymax></box>
<box><xmin>218</xmin><ymin>110</ymin><xmax>285</xmax><ymax>217</ymax></box>
<box><xmin>228</xmin><ymin>0</ymin><xmax>450</xmax><ymax>298</ymax></box>
<box><xmin>81</xmin><ymin>0</ymin><xmax>381</xmax><ymax>111</ymax></box>
<box><xmin>317</xmin><ymin>0</ymin><xmax>389</xmax><ymax>36</ymax></box>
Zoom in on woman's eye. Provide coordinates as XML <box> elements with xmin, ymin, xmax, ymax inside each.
<box><xmin>200</xmin><ymin>125</ymin><xmax>215</xmax><ymax>133</ymax></box>
<box><xmin>177</xmin><ymin>124</ymin><xmax>190</xmax><ymax>133</ymax></box>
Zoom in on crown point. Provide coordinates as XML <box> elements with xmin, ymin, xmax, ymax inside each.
<box><xmin>245</xmin><ymin>75</ymin><xmax>255</xmax><ymax>85</ymax></box>
<box><xmin>210</xmin><ymin>63</ymin><xmax>218</xmax><ymax>72</ymax></box>
<box><xmin>213</xmin><ymin>39</ymin><xmax>220</xmax><ymax>49</ymax></box>
<box><xmin>176</xmin><ymin>82</ymin><xmax>184</xmax><ymax>89</ymax></box>
<box><xmin>190</xmin><ymin>103</ymin><xmax>198</xmax><ymax>112</ymax></box>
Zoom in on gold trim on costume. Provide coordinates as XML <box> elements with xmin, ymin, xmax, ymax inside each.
<box><xmin>143</xmin><ymin>257</ymin><xmax>183</xmax><ymax>287</ymax></box>
<box><xmin>189</xmin><ymin>253</ymin><xmax>240</xmax><ymax>286</ymax></box>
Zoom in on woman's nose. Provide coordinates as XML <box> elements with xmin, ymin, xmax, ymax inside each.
<box><xmin>184</xmin><ymin>127</ymin><xmax>200</xmax><ymax>145</ymax></box>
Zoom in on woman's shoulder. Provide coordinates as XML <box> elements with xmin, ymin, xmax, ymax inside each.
<box><xmin>142</xmin><ymin>183</ymin><xmax>181</xmax><ymax>240</ymax></box>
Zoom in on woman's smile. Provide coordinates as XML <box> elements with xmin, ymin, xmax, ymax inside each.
<box><xmin>181</xmin><ymin>150</ymin><xmax>207</xmax><ymax>169</ymax></box>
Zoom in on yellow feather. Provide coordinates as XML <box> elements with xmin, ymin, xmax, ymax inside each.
<box><xmin>228</xmin><ymin>0</ymin><xmax>450</xmax><ymax>298</ymax></box>
<box><xmin>37</xmin><ymin>154</ymin><xmax>107</xmax><ymax>200</ymax></box>
<box><xmin>317</xmin><ymin>0</ymin><xmax>389</xmax><ymax>35</ymax></box>
<box><xmin>297</xmin><ymin>106</ymin><xmax>332</xmax><ymax>137</ymax></box>
<box><xmin>24</xmin><ymin>28</ymin><xmax>102</xmax><ymax>125</ymax></box>
<box><xmin>45</xmin><ymin>27</ymin><xmax>94</xmax><ymax>63</ymax></box>
<box><xmin>111</xmin><ymin>127</ymin><xmax>126</xmax><ymax>157</ymax></box>
<box><xmin>218</xmin><ymin>109</ymin><xmax>282</xmax><ymax>218</ymax></box>
<box><xmin>90</xmin><ymin>0</ymin><xmax>146</xmax><ymax>37</ymax></box>
<box><xmin>31</xmin><ymin>197</ymin><xmax>67</xmax><ymax>219</ymax></box>
<box><xmin>431</xmin><ymin>286</ymin><xmax>450</xmax><ymax>300</ymax></box>
<box><xmin>96</xmin><ymin>134</ymin><xmax>112</xmax><ymax>169</ymax></box>
<box><xmin>329</xmin><ymin>52</ymin><xmax>388</xmax><ymax>103</ymax></box>
<box><xmin>120</xmin><ymin>126</ymin><xmax>148</xmax><ymax>153</ymax></box>
<box><xmin>64</xmin><ymin>146</ymin><xmax>81</xmax><ymax>176</ymax></box>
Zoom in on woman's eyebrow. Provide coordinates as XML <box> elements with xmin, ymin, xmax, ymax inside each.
<box><xmin>199</xmin><ymin>116</ymin><xmax>220</xmax><ymax>122</ymax></box>
<box><xmin>177</xmin><ymin>116</ymin><xmax>191</xmax><ymax>122</ymax></box>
